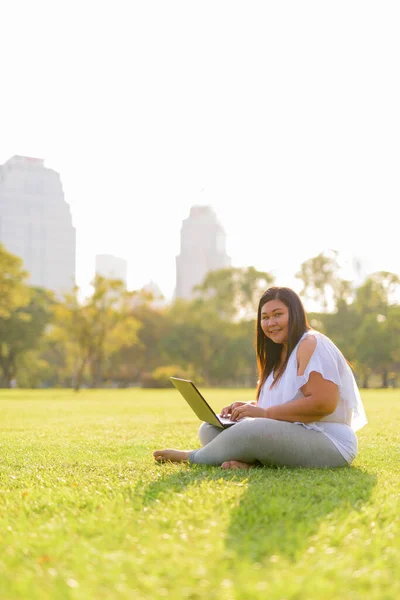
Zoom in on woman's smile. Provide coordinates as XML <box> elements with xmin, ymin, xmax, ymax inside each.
<box><xmin>261</xmin><ymin>299</ymin><xmax>290</xmax><ymax>346</ymax></box>
<box><xmin>269</xmin><ymin>329</ymin><xmax>283</xmax><ymax>340</ymax></box>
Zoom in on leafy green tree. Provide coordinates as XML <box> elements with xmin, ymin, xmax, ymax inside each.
<box><xmin>194</xmin><ymin>266</ymin><xmax>274</xmax><ymax>320</ymax></box>
<box><xmin>334</xmin><ymin>279</ymin><xmax>355</xmax><ymax>311</ymax></box>
<box><xmin>386</xmin><ymin>306</ymin><xmax>400</xmax><ymax>385</ymax></box>
<box><xmin>354</xmin><ymin>271</ymin><xmax>400</xmax><ymax>317</ymax></box>
<box><xmin>0</xmin><ymin>286</ymin><xmax>53</xmax><ymax>387</ymax></box>
<box><xmin>39</xmin><ymin>334</ymin><xmax>75</xmax><ymax>388</ymax></box>
<box><xmin>159</xmin><ymin>298</ymin><xmax>222</xmax><ymax>383</ymax></box>
<box><xmin>296</xmin><ymin>251</ymin><xmax>341</xmax><ymax>312</ymax></box>
<box><xmin>355</xmin><ymin>313</ymin><xmax>392</xmax><ymax>388</ymax></box>
<box><xmin>159</xmin><ymin>267</ymin><xmax>272</xmax><ymax>386</ymax></box>
<box><xmin>51</xmin><ymin>276</ymin><xmax>140</xmax><ymax>390</ymax></box>
<box><xmin>322</xmin><ymin>304</ymin><xmax>362</xmax><ymax>364</ymax></box>
<box><xmin>15</xmin><ymin>349</ymin><xmax>53</xmax><ymax>389</ymax></box>
<box><xmin>0</xmin><ymin>243</ymin><xmax>30</xmax><ymax>318</ymax></box>
<box><xmin>108</xmin><ymin>297</ymin><xmax>170</xmax><ymax>385</ymax></box>
<box><xmin>159</xmin><ymin>296</ymin><xmax>257</xmax><ymax>386</ymax></box>
<box><xmin>350</xmin><ymin>272</ymin><xmax>400</xmax><ymax>387</ymax></box>
<box><xmin>207</xmin><ymin>318</ymin><xmax>257</xmax><ymax>387</ymax></box>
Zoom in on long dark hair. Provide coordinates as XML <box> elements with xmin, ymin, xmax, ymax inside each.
<box><xmin>256</xmin><ymin>286</ymin><xmax>310</xmax><ymax>398</ymax></box>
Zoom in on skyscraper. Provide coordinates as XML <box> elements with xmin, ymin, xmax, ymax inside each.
<box><xmin>95</xmin><ymin>254</ymin><xmax>127</xmax><ymax>285</ymax></box>
<box><xmin>175</xmin><ymin>205</ymin><xmax>231</xmax><ymax>299</ymax></box>
<box><xmin>0</xmin><ymin>155</ymin><xmax>76</xmax><ymax>293</ymax></box>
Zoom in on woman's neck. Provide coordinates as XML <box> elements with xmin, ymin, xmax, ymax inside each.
<box><xmin>280</xmin><ymin>345</ymin><xmax>288</xmax><ymax>363</ymax></box>
<box><xmin>273</xmin><ymin>346</ymin><xmax>287</xmax><ymax>377</ymax></box>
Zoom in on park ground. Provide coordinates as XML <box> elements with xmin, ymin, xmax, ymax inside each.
<box><xmin>0</xmin><ymin>388</ymin><xmax>399</xmax><ymax>600</ymax></box>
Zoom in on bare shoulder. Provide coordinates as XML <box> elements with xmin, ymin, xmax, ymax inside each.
<box><xmin>297</xmin><ymin>334</ymin><xmax>317</xmax><ymax>375</ymax></box>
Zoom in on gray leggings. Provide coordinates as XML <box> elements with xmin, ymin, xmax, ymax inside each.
<box><xmin>188</xmin><ymin>418</ymin><xmax>348</xmax><ymax>468</ymax></box>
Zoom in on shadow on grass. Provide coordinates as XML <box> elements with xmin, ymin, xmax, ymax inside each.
<box><xmin>137</xmin><ymin>465</ymin><xmax>223</xmax><ymax>505</ymax></box>
<box><xmin>138</xmin><ymin>463</ymin><xmax>376</xmax><ymax>563</ymax></box>
<box><xmin>224</xmin><ymin>466</ymin><xmax>376</xmax><ymax>562</ymax></box>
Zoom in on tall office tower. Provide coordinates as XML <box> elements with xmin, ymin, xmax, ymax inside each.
<box><xmin>175</xmin><ymin>205</ymin><xmax>231</xmax><ymax>299</ymax></box>
<box><xmin>95</xmin><ymin>254</ymin><xmax>127</xmax><ymax>285</ymax></box>
<box><xmin>0</xmin><ymin>155</ymin><xmax>76</xmax><ymax>293</ymax></box>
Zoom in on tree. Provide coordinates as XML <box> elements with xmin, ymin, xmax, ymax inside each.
<box><xmin>39</xmin><ymin>334</ymin><xmax>75</xmax><ymax>388</ymax></box>
<box><xmin>159</xmin><ymin>298</ymin><xmax>225</xmax><ymax>383</ymax></box>
<box><xmin>355</xmin><ymin>313</ymin><xmax>392</xmax><ymax>388</ymax></box>
<box><xmin>107</xmin><ymin>295</ymin><xmax>170</xmax><ymax>385</ymax></box>
<box><xmin>51</xmin><ymin>276</ymin><xmax>140</xmax><ymax>390</ymax></box>
<box><xmin>0</xmin><ymin>243</ymin><xmax>30</xmax><ymax>318</ymax></box>
<box><xmin>386</xmin><ymin>306</ymin><xmax>400</xmax><ymax>386</ymax></box>
<box><xmin>206</xmin><ymin>318</ymin><xmax>257</xmax><ymax>387</ymax></box>
<box><xmin>334</xmin><ymin>279</ymin><xmax>355</xmax><ymax>311</ymax></box>
<box><xmin>159</xmin><ymin>296</ymin><xmax>257</xmax><ymax>386</ymax></box>
<box><xmin>296</xmin><ymin>251</ymin><xmax>341</xmax><ymax>312</ymax></box>
<box><xmin>322</xmin><ymin>304</ymin><xmax>362</xmax><ymax>366</ymax></box>
<box><xmin>194</xmin><ymin>266</ymin><xmax>274</xmax><ymax>320</ymax></box>
<box><xmin>15</xmin><ymin>349</ymin><xmax>53</xmax><ymax>389</ymax></box>
<box><xmin>354</xmin><ymin>271</ymin><xmax>400</xmax><ymax>317</ymax></box>
<box><xmin>0</xmin><ymin>286</ymin><xmax>54</xmax><ymax>387</ymax></box>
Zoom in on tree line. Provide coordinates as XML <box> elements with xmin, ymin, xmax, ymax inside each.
<box><xmin>0</xmin><ymin>244</ymin><xmax>399</xmax><ymax>390</ymax></box>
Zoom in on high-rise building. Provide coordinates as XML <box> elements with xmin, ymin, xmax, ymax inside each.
<box><xmin>175</xmin><ymin>205</ymin><xmax>231</xmax><ymax>299</ymax></box>
<box><xmin>95</xmin><ymin>254</ymin><xmax>127</xmax><ymax>285</ymax></box>
<box><xmin>0</xmin><ymin>155</ymin><xmax>76</xmax><ymax>293</ymax></box>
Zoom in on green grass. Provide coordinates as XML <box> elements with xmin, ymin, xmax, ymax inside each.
<box><xmin>0</xmin><ymin>388</ymin><xmax>399</xmax><ymax>600</ymax></box>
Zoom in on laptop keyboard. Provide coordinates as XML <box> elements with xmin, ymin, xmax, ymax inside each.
<box><xmin>218</xmin><ymin>415</ymin><xmax>237</xmax><ymax>424</ymax></box>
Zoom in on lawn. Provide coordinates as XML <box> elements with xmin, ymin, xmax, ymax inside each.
<box><xmin>0</xmin><ymin>388</ymin><xmax>399</xmax><ymax>600</ymax></box>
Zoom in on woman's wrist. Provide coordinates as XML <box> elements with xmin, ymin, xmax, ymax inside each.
<box><xmin>264</xmin><ymin>407</ymin><xmax>271</xmax><ymax>418</ymax></box>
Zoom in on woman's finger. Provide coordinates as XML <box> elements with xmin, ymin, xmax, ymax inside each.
<box><xmin>232</xmin><ymin>406</ymin><xmax>244</xmax><ymax>420</ymax></box>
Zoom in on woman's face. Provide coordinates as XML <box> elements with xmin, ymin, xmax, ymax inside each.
<box><xmin>260</xmin><ymin>299</ymin><xmax>289</xmax><ymax>346</ymax></box>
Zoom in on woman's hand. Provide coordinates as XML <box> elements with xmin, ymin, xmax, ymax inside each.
<box><xmin>230</xmin><ymin>403</ymin><xmax>267</xmax><ymax>421</ymax></box>
<box><xmin>220</xmin><ymin>401</ymin><xmax>247</xmax><ymax>418</ymax></box>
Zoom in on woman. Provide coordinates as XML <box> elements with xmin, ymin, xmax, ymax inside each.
<box><xmin>153</xmin><ymin>286</ymin><xmax>367</xmax><ymax>469</ymax></box>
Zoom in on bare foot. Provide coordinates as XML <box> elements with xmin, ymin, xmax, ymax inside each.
<box><xmin>153</xmin><ymin>449</ymin><xmax>191</xmax><ymax>463</ymax></box>
<box><xmin>221</xmin><ymin>460</ymin><xmax>252</xmax><ymax>470</ymax></box>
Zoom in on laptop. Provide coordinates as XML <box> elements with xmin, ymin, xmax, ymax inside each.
<box><xmin>170</xmin><ymin>377</ymin><xmax>237</xmax><ymax>429</ymax></box>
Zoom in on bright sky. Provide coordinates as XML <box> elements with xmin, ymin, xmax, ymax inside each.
<box><xmin>1</xmin><ymin>1</ymin><xmax>399</xmax><ymax>302</ymax></box>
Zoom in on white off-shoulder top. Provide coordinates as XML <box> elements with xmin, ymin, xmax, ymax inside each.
<box><xmin>257</xmin><ymin>330</ymin><xmax>368</xmax><ymax>464</ymax></box>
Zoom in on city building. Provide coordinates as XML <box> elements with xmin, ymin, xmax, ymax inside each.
<box><xmin>175</xmin><ymin>205</ymin><xmax>231</xmax><ymax>299</ymax></box>
<box><xmin>0</xmin><ymin>155</ymin><xmax>76</xmax><ymax>293</ymax></box>
<box><xmin>95</xmin><ymin>254</ymin><xmax>127</xmax><ymax>285</ymax></box>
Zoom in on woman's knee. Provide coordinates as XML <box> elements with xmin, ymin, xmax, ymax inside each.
<box><xmin>198</xmin><ymin>422</ymin><xmax>222</xmax><ymax>446</ymax></box>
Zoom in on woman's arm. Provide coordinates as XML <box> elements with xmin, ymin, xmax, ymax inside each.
<box><xmin>231</xmin><ymin>374</ymin><xmax>338</xmax><ymax>421</ymax></box>
<box><xmin>264</xmin><ymin>371</ymin><xmax>339</xmax><ymax>423</ymax></box>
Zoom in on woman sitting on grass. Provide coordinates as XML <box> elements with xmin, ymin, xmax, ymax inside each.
<box><xmin>154</xmin><ymin>286</ymin><xmax>367</xmax><ymax>470</ymax></box>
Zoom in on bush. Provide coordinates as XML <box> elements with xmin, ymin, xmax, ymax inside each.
<box><xmin>15</xmin><ymin>351</ymin><xmax>52</xmax><ymax>389</ymax></box>
<box><xmin>140</xmin><ymin>365</ymin><xmax>204</xmax><ymax>388</ymax></box>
